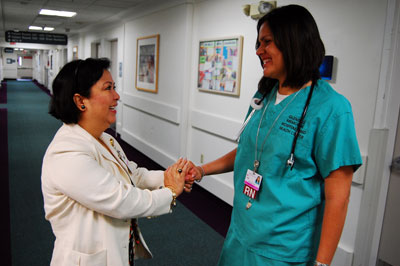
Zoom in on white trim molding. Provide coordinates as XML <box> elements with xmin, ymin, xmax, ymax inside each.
<box><xmin>123</xmin><ymin>93</ymin><xmax>181</xmax><ymax>124</ymax></box>
<box><xmin>191</xmin><ymin>109</ymin><xmax>242</xmax><ymax>141</ymax></box>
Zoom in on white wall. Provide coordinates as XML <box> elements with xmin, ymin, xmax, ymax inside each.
<box><xmin>32</xmin><ymin>51</ymin><xmax>41</xmax><ymax>82</ymax></box>
<box><xmin>189</xmin><ymin>0</ymin><xmax>261</xmax><ymax>205</ymax></box>
<box><xmin>2</xmin><ymin>52</ymin><xmax>17</xmax><ymax>79</ymax></box>
<box><xmin>120</xmin><ymin>4</ymin><xmax>193</xmax><ymax>168</ymax></box>
<box><xmin>47</xmin><ymin>49</ymin><xmax>63</xmax><ymax>93</ymax></box>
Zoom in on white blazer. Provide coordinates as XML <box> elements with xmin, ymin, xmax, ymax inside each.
<box><xmin>41</xmin><ymin>124</ymin><xmax>173</xmax><ymax>266</ymax></box>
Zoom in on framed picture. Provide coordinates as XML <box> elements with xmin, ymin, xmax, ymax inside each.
<box><xmin>136</xmin><ymin>34</ymin><xmax>159</xmax><ymax>93</ymax></box>
<box><xmin>197</xmin><ymin>36</ymin><xmax>243</xmax><ymax>96</ymax></box>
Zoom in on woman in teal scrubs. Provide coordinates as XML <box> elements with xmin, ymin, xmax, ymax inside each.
<box><xmin>189</xmin><ymin>4</ymin><xmax>362</xmax><ymax>266</ymax></box>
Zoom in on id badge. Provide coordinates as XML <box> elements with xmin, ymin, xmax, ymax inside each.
<box><xmin>243</xmin><ymin>169</ymin><xmax>262</xmax><ymax>199</ymax></box>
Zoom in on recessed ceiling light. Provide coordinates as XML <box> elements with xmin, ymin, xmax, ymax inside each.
<box><xmin>29</xmin><ymin>26</ymin><xmax>43</xmax><ymax>30</ymax></box>
<box><xmin>39</xmin><ymin>9</ymin><xmax>77</xmax><ymax>17</ymax></box>
<box><xmin>43</xmin><ymin>27</ymin><xmax>54</xmax><ymax>31</ymax></box>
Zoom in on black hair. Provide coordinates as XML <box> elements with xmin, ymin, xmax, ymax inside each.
<box><xmin>49</xmin><ymin>58</ymin><xmax>110</xmax><ymax>124</ymax></box>
<box><xmin>255</xmin><ymin>4</ymin><xmax>325</xmax><ymax>95</ymax></box>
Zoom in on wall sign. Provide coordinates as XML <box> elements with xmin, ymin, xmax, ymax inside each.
<box><xmin>4</xmin><ymin>48</ymin><xmax>14</xmax><ymax>53</ymax></box>
<box><xmin>5</xmin><ymin>30</ymin><xmax>68</xmax><ymax>45</ymax></box>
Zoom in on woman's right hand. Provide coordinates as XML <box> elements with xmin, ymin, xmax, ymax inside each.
<box><xmin>164</xmin><ymin>158</ymin><xmax>188</xmax><ymax>196</ymax></box>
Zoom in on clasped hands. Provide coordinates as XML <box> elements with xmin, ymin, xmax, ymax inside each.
<box><xmin>163</xmin><ymin>158</ymin><xmax>203</xmax><ymax>197</ymax></box>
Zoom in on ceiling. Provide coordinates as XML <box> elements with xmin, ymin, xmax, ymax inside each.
<box><xmin>0</xmin><ymin>0</ymin><xmax>183</xmax><ymax>40</ymax></box>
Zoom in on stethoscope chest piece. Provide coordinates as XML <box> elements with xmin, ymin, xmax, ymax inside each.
<box><xmin>287</xmin><ymin>153</ymin><xmax>295</xmax><ymax>170</ymax></box>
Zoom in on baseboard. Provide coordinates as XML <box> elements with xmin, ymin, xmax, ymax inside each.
<box><xmin>196</xmin><ymin>175</ymin><xmax>234</xmax><ymax>206</ymax></box>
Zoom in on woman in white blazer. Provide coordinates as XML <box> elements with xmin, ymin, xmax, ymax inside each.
<box><xmin>41</xmin><ymin>58</ymin><xmax>190</xmax><ymax>266</ymax></box>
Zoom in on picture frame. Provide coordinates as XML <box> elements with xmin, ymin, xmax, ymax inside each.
<box><xmin>197</xmin><ymin>36</ymin><xmax>243</xmax><ymax>96</ymax></box>
<box><xmin>136</xmin><ymin>34</ymin><xmax>159</xmax><ymax>93</ymax></box>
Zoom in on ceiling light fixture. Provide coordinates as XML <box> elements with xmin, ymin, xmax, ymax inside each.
<box><xmin>43</xmin><ymin>27</ymin><xmax>54</xmax><ymax>31</ymax></box>
<box><xmin>39</xmin><ymin>9</ymin><xmax>77</xmax><ymax>17</ymax></box>
<box><xmin>29</xmin><ymin>26</ymin><xmax>43</xmax><ymax>30</ymax></box>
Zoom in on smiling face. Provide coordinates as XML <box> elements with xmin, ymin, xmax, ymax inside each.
<box><xmin>77</xmin><ymin>69</ymin><xmax>120</xmax><ymax>137</ymax></box>
<box><xmin>256</xmin><ymin>22</ymin><xmax>286</xmax><ymax>85</ymax></box>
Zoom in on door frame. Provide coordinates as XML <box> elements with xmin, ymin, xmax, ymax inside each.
<box><xmin>354</xmin><ymin>0</ymin><xmax>400</xmax><ymax>265</ymax></box>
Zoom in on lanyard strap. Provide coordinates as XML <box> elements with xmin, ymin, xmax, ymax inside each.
<box><xmin>254</xmin><ymin>88</ymin><xmax>301</xmax><ymax>172</ymax></box>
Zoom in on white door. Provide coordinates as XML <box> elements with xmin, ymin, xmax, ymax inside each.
<box><xmin>109</xmin><ymin>39</ymin><xmax>118</xmax><ymax>131</ymax></box>
<box><xmin>377</xmin><ymin>109</ymin><xmax>400</xmax><ymax>266</ymax></box>
<box><xmin>3</xmin><ymin>53</ymin><xmax>17</xmax><ymax>79</ymax></box>
<box><xmin>110</xmin><ymin>40</ymin><xmax>118</xmax><ymax>81</ymax></box>
<box><xmin>91</xmin><ymin>42</ymin><xmax>101</xmax><ymax>58</ymax></box>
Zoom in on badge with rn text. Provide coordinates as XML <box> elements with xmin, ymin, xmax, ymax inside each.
<box><xmin>243</xmin><ymin>169</ymin><xmax>262</xmax><ymax>199</ymax></box>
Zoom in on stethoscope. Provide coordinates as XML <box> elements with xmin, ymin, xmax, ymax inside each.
<box><xmin>236</xmin><ymin>81</ymin><xmax>315</xmax><ymax>171</ymax></box>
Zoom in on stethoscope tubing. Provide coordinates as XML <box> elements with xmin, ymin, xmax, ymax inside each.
<box><xmin>287</xmin><ymin>81</ymin><xmax>315</xmax><ymax>170</ymax></box>
<box><xmin>241</xmin><ymin>80</ymin><xmax>315</xmax><ymax>171</ymax></box>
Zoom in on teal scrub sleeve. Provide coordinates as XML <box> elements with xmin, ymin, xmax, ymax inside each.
<box><xmin>314</xmin><ymin>111</ymin><xmax>362</xmax><ymax>178</ymax></box>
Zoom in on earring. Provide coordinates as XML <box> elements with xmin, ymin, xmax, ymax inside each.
<box><xmin>81</xmin><ymin>105</ymin><xmax>85</xmax><ymax>109</ymax></box>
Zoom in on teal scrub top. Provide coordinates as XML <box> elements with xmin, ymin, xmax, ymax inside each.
<box><xmin>225</xmin><ymin>79</ymin><xmax>362</xmax><ymax>263</ymax></box>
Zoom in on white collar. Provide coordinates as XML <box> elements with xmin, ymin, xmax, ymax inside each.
<box><xmin>275</xmin><ymin>91</ymin><xmax>289</xmax><ymax>105</ymax></box>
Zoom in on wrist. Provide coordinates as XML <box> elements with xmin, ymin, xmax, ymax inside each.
<box><xmin>165</xmin><ymin>186</ymin><xmax>177</xmax><ymax>211</ymax></box>
<box><xmin>314</xmin><ymin>261</ymin><xmax>329</xmax><ymax>266</ymax></box>
<box><xmin>196</xmin><ymin>165</ymin><xmax>205</xmax><ymax>183</ymax></box>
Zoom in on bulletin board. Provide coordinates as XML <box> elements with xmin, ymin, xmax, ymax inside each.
<box><xmin>197</xmin><ymin>36</ymin><xmax>243</xmax><ymax>96</ymax></box>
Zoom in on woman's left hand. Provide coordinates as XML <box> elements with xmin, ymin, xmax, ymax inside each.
<box><xmin>164</xmin><ymin>158</ymin><xmax>189</xmax><ymax>196</ymax></box>
<box><xmin>183</xmin><ymin>160</ymin><xmax>198</xmax><ymax>193</ymax></box>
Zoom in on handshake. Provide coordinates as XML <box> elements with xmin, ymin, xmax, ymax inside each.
<box><xmin>163</xmin><ymin>158</ymin><xmax>204</xmax><ymax>197</ymax></box>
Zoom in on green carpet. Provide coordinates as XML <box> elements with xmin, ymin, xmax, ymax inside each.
<box><xmin>7</xmin><ymin>80</ymin><xmax>224</xmax><ymax>266</ymax></box>
<box><xmin>7</xmin><ymin>80</ymin><xmax>60</xmax><ymax>265</ymax></box>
